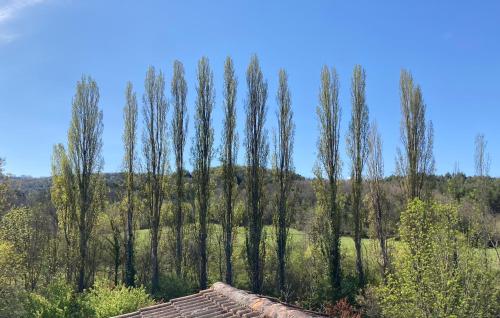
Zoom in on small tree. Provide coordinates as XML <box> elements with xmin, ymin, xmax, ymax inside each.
<box><xmin>346</xmin><ymin>65</ymin><xmax>369</xmax><ymax>287</ymax></box>
<box><xmin>142</xmin><ymin>66</ymin><xmax>168</xmax><ymax>294</ymax></box>
<box><xmin>396</xmin><ymin>70</ymin><xmax>434</xmax><ymax>201</ymax></box>
<box><xmin>273</xmin><ymin>69</ymin><xmax>294</xmax><ymax>295</ymax></box>
<box><xmin>377</xmin><ymin>199</ymin><xmax>499</xmax><ymax>317</ymax></box>
<box><xmin>244</xmin><ymin>55</ymin><xmax>268</xmax><ymax>293</ymax></box>
<box><xmin>315</xmin><ymin>66</ymin><xmax>342</xmax><ymax>297</ymax></box>
<box><xmin>220</xmin><ymin>56</ymin><xmax>238</xmax><ymax>285</ymax></box>
<box><xmin>0</xmin><ymin>207</ymin><xmax>49</xmax><ymax>291</ymax></box>
<box><xmin>171</xmin><ymin>60</ymin><xmax>188</xmax><ymax>277</ymax></box>
<box><xmin>367</xmin><ymin>122</ymin><xmax>390</xmax><ymax>280</ymax></box>
<box><xmin>192</xmin><ymin>57</ymin><xmax>215</xmax><ymax>290</ymax></box>
<box><xmin>51</xmin><ymin>144</ymin><xmax>78</xmax><ymax>284</ymax></box>
<box><xmin>473</xmin><ymin>134</ymin><xmax>498</xmax><ymax>261</ymax></box>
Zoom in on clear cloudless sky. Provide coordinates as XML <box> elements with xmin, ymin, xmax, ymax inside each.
<box><xmin>0</xmin><ymin>0</ymin><xmax>499</xmax><ymax>178</ymax></box>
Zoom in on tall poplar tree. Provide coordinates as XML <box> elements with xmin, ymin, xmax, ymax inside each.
<box><xmin>142</xmin><ymin>66</ymin><xmax>168</xmax><ymax>294</ymax></box>
<box><xmin>220</xmin><ymin>56</ymin><xmax>238</xmax><ymax>285</ymax></box>
<box><xmin>273</xmin><ymin>69</ymin><xmax>294</xmax><ymax>295</ymax></box>
<box><xmin>67</xmin><ymin>75</ymin><xmax>104</xmax><ymax>292</ymax></box>
<box><xmin>192</xmin><ymin>57</ymin><xmax>214</xmax><ymax>290</ymax></box>
<box><xmin>123</xmin><ymin>82</ymin><xmax>138</xmax><ymax>287</ymax></box>
<box><xmin>171</xmin><ymin>60</ymin><xmax>188</xmax><ymax>277</ymax></box>
<box><xmin>346</xmin><ymin>65</ymin><xmax>369</xmax><ymax>287</ymax></box>
<box><xmin>396</xmin><ymin>70</ymin><xmax>434</xmax><ymax>201</ymax></box>
<box><xmin>315</xmin><ymin>66</ymin><xmax>342</xmax><ymax>296</ymax></box>
<box><xmin>244</xmin><ymin>55</ymin><xmax>268</xmax><ymax>293</ymax></box>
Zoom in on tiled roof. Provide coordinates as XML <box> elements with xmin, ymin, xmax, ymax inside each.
<box><xmin>113</xmin><ymin>282</ymin><xmax>327</xmax><ymax>318</ymax></box>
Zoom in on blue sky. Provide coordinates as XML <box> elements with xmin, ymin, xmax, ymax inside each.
<box><xmin>0</xmin><ymin>0</ymin><xmax>499</xmax><ymax>178</ymax></box>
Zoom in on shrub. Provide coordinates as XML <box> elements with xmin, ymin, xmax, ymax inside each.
<box><xmin>83</xmin><ymin>279</ymin><xmax>154</xmax><ymax>318</ymax></box>
<box><xmin>325</xmin><ymin>298</ymin><xmax>361</xmax><ymax>318</ymax></box>
<box><xmin>376</xmin><ymin>199</ymin><xmax>499</xmax><ymax>317</ymax></box>
<box><xmin>155</xmin><ymin>273</ymin><xmax>195</xmax><ymax>300</ymax></box>
<box><xmin>24</xmin><ymin>279</ymin><xmax>91</xmax><ymax>318</ymax></box>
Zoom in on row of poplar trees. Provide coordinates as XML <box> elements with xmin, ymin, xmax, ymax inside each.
<box><xmin>315</xmin><ymin>65</ymin><xmax>433</xmax><ymax>297</ymax></box>
<box><xmin>51</xmin><ymin>53</ymin><xmax>433</xmax><ymax>298</ymax></box>
<box><xmin>51</xmin><ymin>55</ymin><xmax>292</xmax><ymax>295</ymax></box>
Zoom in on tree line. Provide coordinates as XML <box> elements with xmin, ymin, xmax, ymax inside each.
<box><xmin>49</xmin><ymin>54</ymin><xmax>438</xmax><ymax>295</ymax></box>
<box><xmin>1</xmin><ymin>54</ymin><xmax>498</xmax><ymax>317</ymax></box>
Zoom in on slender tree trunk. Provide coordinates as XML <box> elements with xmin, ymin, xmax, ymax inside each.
<box><xmin>151</xmin><ymin>221</ymin><xmax>159</xmax><ymax>293</ymax></box>
<box><xmin>224</xmin><ymin>191</ymin><xmax>233</xmax><ymax>285</ymax></box>
<box><xmin>175</xmin><ymin>199</ymin><xmax>182</xmax><ymax>277</ymax></box>
<box><xmin>113</xmin><ymin>232</ymin><xmax>120</xmax><ymax>286</ymax></box>
<box><xmin>175</xmin><ymin>182</ymin><xmax>183</xmax><ymax>277</ymax></box>
<box><xmin>330</xmin><ymin>185</ymin><xmax>341</xmax><ymax>294</ymax></box>
<box><xmin>277</xmin><ymin>191</ymin><xmax>286</xmax><ymax>293</ymax></box>
<box><xmin>77</xmin><ymin>226</ymin><xmax>87</xmax><ymax>292</ymax></box>
<box><xmin>199</xmin><ymin>187</ymin><xmax>208</xmax><ymax>289</ymax></box>
<box><xmin>125</xmin><ymin>171</ymin><xmax>135</xmax><ymax>286</ymax></box>
<box><xmin>125</xmin><ymin>196</ymin><xmax>135</xmax><ymax>286</ymax></box>
<box><xmin>353</xmin><ymin>188</ymin><xmax>364</xmax><ymax>286</ymax></box>
<box><xmin>376</xmin><ymin>199</ymin><xmax>389</xmax><ymax>280</ymax></box>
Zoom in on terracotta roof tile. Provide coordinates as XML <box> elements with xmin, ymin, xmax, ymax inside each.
<box><xmin>113</xmin><ymin>282</ymin><xmax>327</xmax><ymax>318</ymax></box>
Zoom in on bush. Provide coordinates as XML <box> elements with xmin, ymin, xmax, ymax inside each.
<box><xmin>376</xmin><ymin>199</ymin><xmax>499</xmax><ymax>317</ymax></box>
<box><xmin>25</xmin><ymin>279</ymin><xmax>91</xmax><ymax>318</ymax></box>
<box><xmin>325</xmin><ymin>298</ymin><xmax>361</xmax><ymax>318</ymax></box>
<box><xmin>155</xmin><ymin>273</ymin><xmax>195</xmax><ymax>300</ymax></box>
<box><xmin>24</xmin><ymin>278</ymin><xmax>153</xmax><ymax>318</ymax></box>
<box><xmin>0</xmin><ymin>241</ymin><xmax>26</xmax><ymax>317</ymax></box>
<box><xmin>83</xmin><ymin>279</ymin><xmax>154</xmax><ymax>318</ymax></box>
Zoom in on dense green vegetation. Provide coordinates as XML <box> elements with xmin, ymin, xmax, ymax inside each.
<box><xmin>1</xmin><ymin>59</ymin><xmax>499</xmax><ymax>317</ymax></box>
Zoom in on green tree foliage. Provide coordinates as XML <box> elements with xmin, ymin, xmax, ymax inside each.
<box><xmin>0</xmin><ymin>207</ymin><xmax>49</xmax><ymax>291</ymax></box>
<box><xmin>367</xmin><ymin>122</ymin><xmax>390</xmax><ymax>280</ymax></box>
<box><xmin>171</xmin><ymin>60</ymin><xmax>188</xmax><ymax>278</ymax></box>
<box><xmin>123</xmin><ymin>82</ymin><xmax>138</xmax><ymax>287</ymax></box>
<box><xmin>346</xmin><ymin>65</ymin><xmax>369</xmax><ymax>287</ymax></box>
<box><xmin>314</xmin><ymin>66</ymin><xmax>342</xmax><ymax>297</ymax></box>
<box><xmin>101</xmin><ymin>203</ymin><xmax>123</xmax><ymax>287</ymax></box>
<box><xmin>25</xmin><ymin>278</ymin><xmax>152</xmax><ymax>318</ymax></box>
<box><xmin>396</xmin><ymin>70</ymin><xmax>434</xmax><ymax>201</ymax></box>
<box><xmin>67</xmin><ymin>75</ymin><xmax>105</xmax><ymax>292</ymax></box>
<box><xmin>25</xmin><ymin>279</ymin><xmax>91</xmax><ymax>318</ymax></box>
<box><xmin>83</xmin><ymin>280</ymin><xmax>153</xmax><ymax>318</ymax></box>
<box><xmin>142</xmin><ymin>66</ymin><xmax>168</xmax><ymax>294</ymax></box>
<box><xmin>192</xmin><ymin>57</ymin><xmax>215</xmax><ymax>289</ymax></box>
<box><xmin>377</xmin><ymin>199</ymin><xmax>499</xmax><ymax>317</ymax></box>
<box><xmin>244</xmin><ymin>55</ymin><xmax>268</xmax><ymax>293</ymax></box>
<box><xmin>447</xmin><ymin>164</ymin><xmax>466</xmax><ymax>203</ymax></box>
<box><xmin>220</xmin><ymin>56</ymin><xmax>238</xmax><ymax>285</ymax></box>
<box><xmin>273</xmin><ymin>68</ymin><xmax>294</xmax><ymax>296</ymax></box>
<box><xmin>51</xmin><ymin>144</ymin><xmax>79</xmax><ymax>284</ymax></box>
<box><xmin>0</xmin><ymin>240</ymin><xmax>25</xmax><ymax>317</ymax></box>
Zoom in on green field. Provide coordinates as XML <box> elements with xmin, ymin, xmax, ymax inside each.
<box><xmin>136</xmin><ymin>224</ymin><xmax>499</xmax><ymax>285</ymax></box>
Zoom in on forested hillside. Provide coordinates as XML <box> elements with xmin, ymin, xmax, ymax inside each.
<box><xmin>3</xmin><ymin>170</ymin><xmax>500</xmax><ymax>235</ymax></box>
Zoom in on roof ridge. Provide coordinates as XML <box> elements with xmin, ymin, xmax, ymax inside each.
<box><xmin>112</xmin><ymin>282</ymin><xmax>328</xmax><ymax>318</ymax></box>
<box><xmin>212</xmin><ymin>282</ymin><xmax>327</xmax><ymax>317</ymax></box>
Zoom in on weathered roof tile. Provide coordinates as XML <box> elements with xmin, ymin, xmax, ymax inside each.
<box><xmin>113</xmin><ymin>282</ymin><xmax>326</xmax><ymax>318</ymax></box>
